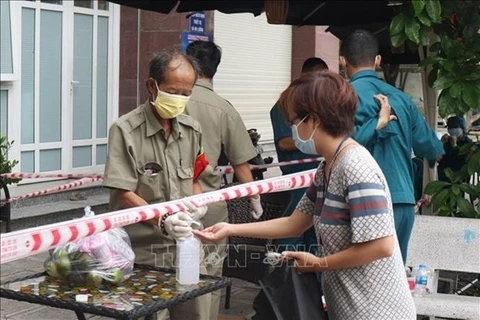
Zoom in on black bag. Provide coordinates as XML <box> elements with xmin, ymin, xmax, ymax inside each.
<box><xmin>252</xmin><ymin>263</ymin><xmax>328</xmax><ymax>320</ymax></box>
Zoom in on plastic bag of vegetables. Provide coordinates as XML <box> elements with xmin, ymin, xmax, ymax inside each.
<box><xmin>44</xmin><ymin>207</ymin><xmax>135</xmax><ymax>286</ymax></box>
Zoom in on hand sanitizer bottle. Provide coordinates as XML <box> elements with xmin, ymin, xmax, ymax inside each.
<box><xmin>176</xmin><ymin>221</ymin><xmax>201</xmax><ymax>285</ymax></box>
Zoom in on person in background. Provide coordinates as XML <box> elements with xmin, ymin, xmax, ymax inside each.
<box><xmin>103</xmin><ymin>52</ymin><xmax>210</xmax><ymax>320</ymax></box>
<box><xmin>194</xmin><ymin>71</ymin><xmax>416</xmax><ymax>320</ymax></box>
<box><xmin>438</xmin><ymin>115</ymin><xmax>472</xmax><ymax>182</ymax></box>
<box><xmin>184</xmin><ymin>40</ymin><xmax>263</xmax><ymax>320</ymax></box>
<box><xmin>269</xmin><ymin>57</ymin><xmax>328</xmax><ymax>254</ymax></box>
<box><xmin>340</xmin><ymin>30</ymin><xmax>444</xmax><ymax>264</ymax></box>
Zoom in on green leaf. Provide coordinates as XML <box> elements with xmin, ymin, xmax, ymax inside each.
<box><xmin>467</xmin><ymin>152</ymin><xmax>480</xmax><ymax>175</ymax></box>
<box><xmin>405</xmin><ymin>17</ymin><xmax>421</xmax><ymax>44</ymax></box>
<box><xmin>443</xmin><ymin>38</ymin><xmax>464</xmax><ymax>59</ymax></box>
<box><xmin>429</xmin><ymin>41</ymin><xmax>441</xmax><ymax>52</ymax></box>
<box><xmin>428</xmin><ymin>68</ymin><xmax>438</xmax><ymax>87</ymax></box>
<box><xmin>464</xmin><ymin>70</ymin><xmax>480</xmax><ymax>81</ymax></box>
<box><xmin>437</xmin><ymin>206</ymin><xmax>451</xmax><ymax>216</ymax></box>
<box><xmin>457</xmin><ymin>197</ymin><xmax>476</xmax><ymax>218</ymax></box>
<box><xmin>444</xmin><ymin>168</ymin><xmax>455</xmax><ymax>183</ymax></box>
<box><xmin>452</xmin><ymin>184</ymin><xmax>461</xmax><ymax>196</ymax></box>
<box><xmin>391</xmin><ymin>33</ymin><xmax>407</xmax><ymax>48</ymax></box>
<box><xmin>458</xmin><ymin>142</ymin><xmax>474</xmax><ymax>155</ymax></box>
<box><xmin>418</xmin><ymin>55</ymin><xmax>444</xmax><ymax>66</ymax></box>
<box><xmin>426</xmin><ymin>0</ymin><xmax>441</xmax><ymax>23</ymax></box>
<box><xmin>449</xmin><ymin>82</ymin><xmax>463</xmax><ymax>98</ymax></box>
<box><xmin>462</xmin><ymin>83</ymin><xmax>480</xmax><ymax>108</ymax></box>
<box><xmin>412</xmin><ymin>0</ymin><xmax>426</xmax><ymax>16</ymax></box>
<box><xmin>463</xmin><ymin>24</ymin><xmax>477</xmax><ymax>39</ymax></box>
<box><xmin>419</xmin><ymin>26</ymin><xmax>431</xmax><ymax>46</ymax></box>
<box><xmin>459</xmin><ymin>183</ymin><xmax>477</xmax><ymax>196</ymax></box>
<box><xmin>432</xmin><ymin>189</ymin><xmax>450</xmax><ymax>213</ymax></box>
<box><xmin>441</xmin><ymin>60</ymin><xmax>455</xmax><ymax>71</ymax></box>
<box><xmin>433</xmin><ymin>76</ymin><xmax>456</xmax><ymax>90</ymax></box>
<box><xmin>417</xmin><ymin>11</ymin><xmax>432</xmax><ymax>26</ymax></box>
<box><xmin>390</xmin><ymin>12</ymin><xmax>406</xmax><ymax>35</ymax></box>
<box><xmin>424</xmin><ymin>180</ymin><xmax>451</xmax><ymax>195</ymax></box>
<box><xmin>438</xmin><ymin>90</ymin><xmax>456</xmax><ymax>118</ymax></box>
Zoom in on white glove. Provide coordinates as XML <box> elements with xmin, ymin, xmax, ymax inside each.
<box><xmin>164</xmin><ymin>212</ymin><xmax>194</xmax><ymax>241</ymax></box>
<box><xmin>183</xmin><ymin>200</ymin><xmax>208</xmax><ymax>221</ymax></box>
<box><xmin>250</xmin><ymin>196</ymin><xmax>263</xmax><ymax>219</ymax></box>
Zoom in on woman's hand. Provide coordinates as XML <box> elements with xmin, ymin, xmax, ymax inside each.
<box><xmin>282</xmin><ymin>251</ymin><xmax>326</xmax><ymax>273</ymax></box>
<box><xmin>192</xmin><ymin>222</ymin><xmax>232</xmax><ymax>242</ymax></box>
<box><xmin>374</xmin><ymin>94</ymin><xmax>397</xmax><ymax>130</ymax></box>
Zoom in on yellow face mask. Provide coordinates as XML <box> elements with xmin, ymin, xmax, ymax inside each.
<box><xmin>150</xmin><ymin>82</ymin><xmax>191</xmax><ymax>119</ymax></box>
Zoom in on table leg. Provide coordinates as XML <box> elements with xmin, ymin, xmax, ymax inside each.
<box><xmin>74</xmin><ymin>311</ymin><xmax>87</xmax><ymax>320</ymax></box>
<box><xmin>224</xmin><ymin>284</ymin><xmax>231</xmax><ymax>309</ymax></box>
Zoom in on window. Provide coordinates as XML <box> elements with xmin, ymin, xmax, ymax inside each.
<box><xmin>0</xmin><ymin>1</ymin><xmax>13</xmax><ymax>75</ymax></box>
<box><xmin>11</xmin><ymin>0</ymin><xmax>118</xmax><ymax>175</ymax></box>
<box><xmin>0</xmin><ymin>90</ymin><xmax>7</xmax><ymax>137</ymax></box>
<box><xmin>74</xmin><ymin>0</ymin><xmax>93</xmax><ymax>9</ymax></box>
<box><xmin>98</xmin><ymin>0</ymin><xmax>109</xmax><ymax>10</ymax></box>
<box><xmin>40</xmin><ymin>0</ymin><xmax>63</xmax><ymax>4</ymax></box>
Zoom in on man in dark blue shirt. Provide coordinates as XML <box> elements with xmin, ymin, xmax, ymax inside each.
<box><xmin>438</xmin><ymin>115</ymin><xmax>472</xmax><ymax>182</ymax></box>
<box><xmin>270</xmin><ymin>57</ymin><xmax>328</xmax><ymax>253</ymax></box>
<box><xmin>340</xmin><ymin>30</ymin><xmax>444</xmax><ymax>263</ymax></box>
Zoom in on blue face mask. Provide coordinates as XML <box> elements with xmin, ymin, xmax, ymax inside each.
<box><xmin>448</xmin><ymin>128</ymin><xmax>463</xmax><ymax>137</ymax></box>
<box><xmin>291</xmin><ymin>116</ymin><xmax>318</xmax><ymax>155</ymax></box>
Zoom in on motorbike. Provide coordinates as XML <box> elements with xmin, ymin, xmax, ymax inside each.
<box><xmin>243</xmin><ymin>128</ymin><xmax>273</xmax><ymax>181</ymax></box>
<box><xmin>219</xmin><ymin>128</ymin><xmax>273</xmax><ymax>185</ymax></box>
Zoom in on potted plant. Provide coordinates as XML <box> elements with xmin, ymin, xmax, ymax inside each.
<box><xmin>0</xmin><ymin>136</ymin><xmax>21</xmax><ymax>185</ymax></box>
<box><xmin>390</xmin><ymin>0</ymin><xmax>480</xmax><ymax>217</ymax></box>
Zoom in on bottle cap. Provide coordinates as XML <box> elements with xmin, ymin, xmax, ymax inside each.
<box><xmin>419</xmin><ymin>264</ymin><xmax>426</xmax><ymax>268</ymax></box>
<box><xmin>76</xmin><ymin>294</ymin><xmax>89</xmax><ymax>303</ymax></box>
<box><xmin>188</xmin><ymin>220</ymin><xmax>203</xmax><ymax>230</ymax></box>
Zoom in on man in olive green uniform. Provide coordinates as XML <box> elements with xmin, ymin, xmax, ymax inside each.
<box><xmin>103</xmin><ymin>52</ymin><xmax>210</xmax><ymax>320</ymax></box>
<box><xmin>185</xmin><ymin>41</ymin><xmax>263</xmax><ymax>320</ymax></box>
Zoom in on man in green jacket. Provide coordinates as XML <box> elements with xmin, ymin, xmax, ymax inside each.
<box><xmin>341</xmin><ymin>30</ymin><xmax>444</xmax><ymax>263</ymax></box>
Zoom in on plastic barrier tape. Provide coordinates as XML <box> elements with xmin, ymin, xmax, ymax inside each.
<box><xmin>0</xmin><ymin>173</ymin><xmax>103</xmax><ymax>180</ymax></box>
<box><xmin>0</xmin><ymin>169</ymin><xmax>316</xmax><ymax>264</ymax></box>
<box><xmin>216</xmin><ymin>157</ymin><xmax>323</xmax><ymax>174</ymax></box>
<box><xmin>1</xmin><ymin>177</ymin><xmax>102</xmax><ymax>204</ymax></box>
<box><xmin>1</xmin><ymin>157</ymin><xmax>323</xmax><ymax>179</ymax></box>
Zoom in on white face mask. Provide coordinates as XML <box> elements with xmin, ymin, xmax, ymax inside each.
<box><xmin>150</xmin><ymin>81</ymin><xmax>190</xmax><ymax>119</ymax></box>
<box><xmin>448</xmin><ymin>128</ymin><xmax>463</xmax><ymax>138</ymax></box>
<box><xmin>291</xmin><ymin>115</ymin><xmax>318</xmax><ymax>155</ymax></box>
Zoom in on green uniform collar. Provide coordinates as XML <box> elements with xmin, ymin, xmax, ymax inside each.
<box><xmin>142</xmin><ymin>101</ymin><xmax>182</xmax><ymax>140</ymax></box>
<box><xmin>350</xmin><ymin>69</ymin><xmax>378</xmax><ymax>82</ymax></box>
<box><xmin>194</xmin><ymin>78</ymin><xmax>214</xmax><ymax>91</ymax></box>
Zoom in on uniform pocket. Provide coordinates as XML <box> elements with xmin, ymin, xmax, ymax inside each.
<box><xmin>174</xmin><ymin>166</ymin><xmax>194</xmax><ymax>198</ymax></box>
<box><xmin>177</xmin><ymin>166</ymin><xmax>194</xmax><ymax>179</ymax></box>
<box><xmin>136</xmin><ymin>165</ymin><xmax>161</xmax><ymax>202</ymax></box>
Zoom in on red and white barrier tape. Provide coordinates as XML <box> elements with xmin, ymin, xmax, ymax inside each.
<box><xmin>0</xmin><ymin>172</ymin><xmax>104</xmax><ymax>180</ymax></box>
<box><xmin>0</xmin><ymin>157</ymin><xmax>323</xmax><ymax>179</ymax></box>
<box><xmin>0</xmin><ymin>169</ymin><xmax>316</xmax><ymax>264</ymax></box>
<box><xmin>216</xmin><ymin>157</ymin><xmax>323</xmax><ymax>174</ymax></box>
<box><xmin>1</xmin><ymin>177</ymin><xmax>102</xmax><ymax>205</ymax></box>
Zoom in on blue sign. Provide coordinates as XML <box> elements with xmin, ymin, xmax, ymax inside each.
<box><xmin>181</xmin><ymin>32</ymin><xmax>213</xmax><ymax>53</ymax></box>
<box><xmin>189</xmin><ymin>11</ymin><xmax>206</xmax><ymax>33</ymax></box>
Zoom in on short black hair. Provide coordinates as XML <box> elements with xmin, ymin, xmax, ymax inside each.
<box><xmin>301</xmin><ymin>57</ymin><xmax>328</xmax><ymax>73</ymax></box>
<box><xmin>341</xmin><ymin>29</ymin><xmax>379</xmax><ymax>68</ymax></box>
<box><xmin>447</xmin><ymin>116</ymin><xmax>464</xmax><ymax>129</ymax></box>
<box><xmin>148</xmin><ymin>51</ymin><xmax>199</xmax><ymax>84</ymax></box>
<box><xmin>186</xmin><ymin>41</ymin><xmax>222</xmax><ymax>78</ymax></box>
